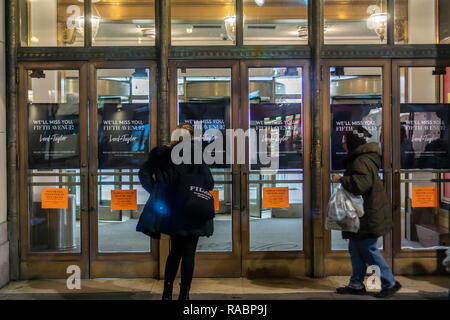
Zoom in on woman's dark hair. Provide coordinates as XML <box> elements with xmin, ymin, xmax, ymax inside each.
<box><xmin>344</xmin><ymin>125</ymin><xmax>372</xmax><ymax>151</ymax></box>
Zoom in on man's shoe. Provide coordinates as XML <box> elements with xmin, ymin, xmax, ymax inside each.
<box><xmin>336</xmin><ymin>286</ymin><xmax>367</xmax><ymax>295</ymax></box>
<box><xmin>374</xmin><ymin>281</ymin><xmax>402</xmax><ymax>298</ymax></box>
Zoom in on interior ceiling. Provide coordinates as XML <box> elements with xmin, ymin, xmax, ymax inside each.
<box><xmin>55</xmin><ymin>0</ymin><xmax>392</xmax><ymax>41</ymax></box>
<box><xmin>58</xmin><ymin>0</ymin><xmax>393</xmax><ymax>20</ymax></box>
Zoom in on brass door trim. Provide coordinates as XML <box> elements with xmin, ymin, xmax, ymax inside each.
<box><xmin>18</xmin><ymin>61</ymin><xmax>90</xmax><ymax>278</ymax></box>
<box><xmin>321</xmin><ymin>59</ymin><xmax>393</xmax><ymax>273</ymax></box>
<box><xmin>88</xmin><ymin>61</ymin><xmax>159</xmax><ymax>278</ymax></box>
<box><xmin>391</xmin><ymin>59</ymin><xmax>450</xmax><ymax>269</ymax></box>
<box><xmin>239</xmin><ymin>59</ymin><xmax>312</xmax><ymax>276</ymax></box>
<box><xmin>168</xmin><ymin>59</ymin><xmax>242</xmax><ymax>277</ymax></box>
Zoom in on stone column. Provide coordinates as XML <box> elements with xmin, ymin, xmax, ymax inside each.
<box><xmin>0</xmin><ymin>0</ymin><xmax>9</xmax><ymax>288</ymax></box>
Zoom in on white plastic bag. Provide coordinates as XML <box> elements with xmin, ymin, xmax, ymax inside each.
<box><xmin>326</xmin><ymin>184</ymin><xmax>364</xmax><ymax>233</ymax></box>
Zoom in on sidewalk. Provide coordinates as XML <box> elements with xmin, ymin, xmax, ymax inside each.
<box><xmin>0</xmin><ymin>276</ymin><xmax>449</xmax><ymax>300</ymax></box>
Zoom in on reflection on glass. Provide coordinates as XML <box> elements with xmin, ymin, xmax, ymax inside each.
<box><xmin>248</xmin><ymin>67</ymin><xmax>303</xmax><ymax>252</ymax></box>
<box><xmin>96</xmin><ymin>68</ymin><xmax>152</xmax><ymax>252</ymax></box>
<box><xmin>400</xmin><ymin>173</ymin><xmax>449</xmax><ymax>250</ymax></box>
<box><xmin>198</xmin><ymin>172</ymin><xmax>232</xmax><ymax>252</ymax></box>
<box><xmin>400</xmin><ymin>105</ymin><xmax>449</xmax><ymax>170</ymax></box>
<box><xmin>329</xmin><ymin>67</ymin><xmax>384</xmax><ymax>250</ymax></box>
<box><xmin>324</xmin><ymin>0</ymin><xmax>388</xmax><ymax>44</ymax></box>
<box><xmin>395</xmin><ymin>0</ymin><xmax>449</xmax><ymax>44</ymax></box>
<box><xmin>172</xmin><ymin>0</ymin><xmax>236</xmax><ymax>46</ymax></box>
<box><xmin>21</xmin><ymin>0</ymin><xmax>85</xmax><ymax>46</ymax></box>
<box><xmin>399</xmin><ymin>67</ymin><xmax>449</xmax><ymax>170</ymax></box>
<box><xmin>243</xmin><ymin>0</ymin><xmax>308</xmax><ymax>45</ymax></box>
<box><xmin>92</xmin><ymin>0</ymin><xmax>155</xmax><ymax>46</ymax></box>
<box><xmin>399</xmin><ymin>67</ymin><xmax>449</xmax><ymax>251</ymax></box>
<box><xmin>27</xmin><ymin>70</ymin><xmax>80</xmax><ymax>169</ymax></box>
<box><xmin>330</xmin><ymin>67</ymin><xmax>383</xmax><ymax>171</ymax></box>
<box><xmin>28</xmin><ymin>171</ymin><xmax>81</xmax><ymax>252</ymax></box>
<box><xmin>97</xmin><ymin>173</ymin><xmax>150</xmax><ymax>252</ymax></box>
<box><xmin>177</xmin><ymin>68</ymin><xmax>233</xmax><ymax>252</ymax></box>
<box><xmin>97</xmin><ymin>69</ymin><xmax>150</xmax><ymax>169</ymax></box>
<box><xmin>249</xmin><ymin>173</ymin><xmax>303</xmax><ymax>251</ymax></box>
<box><xmin>249</xmin><ymin>67</ymin><xmax>303</xmax><ymax>171</ymax></box>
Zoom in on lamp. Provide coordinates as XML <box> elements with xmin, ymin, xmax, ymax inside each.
<box><xmin>366</xmin><ymin>4</ymin><xmax>388</xmax><ymax>41</ymax></box>
<box><xmin>76</xmin><ymin>15</ymin><xmax>101</xmax><ymax>39</ymax></box>
<box><xmin>224</xmin><ymin>16</ymin><xmax>236</xmax><ymax>41</ymax></box>
<box><xmin>63</xmin><ymin>2</ymin><xmax>102</xmax><ymax>44</ymax></box>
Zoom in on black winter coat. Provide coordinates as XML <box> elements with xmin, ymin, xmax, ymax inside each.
<box><xmin>340</xmin><ymin>143</ymin><xmax>392</xmax><ymax>240</ymax></box>
<box><xmin>138</xmin><ymin>142</ymin><xmax>215</xmax><ymax>239</ymax></box>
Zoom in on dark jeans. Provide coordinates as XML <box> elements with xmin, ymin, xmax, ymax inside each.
<box><xmin>164</xmin><ymin>235</ymin><xmax>199</xmax><ymax>288</ymax></box>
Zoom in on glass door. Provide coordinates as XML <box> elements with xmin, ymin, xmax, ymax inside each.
<box><xmin>169</xmin><ymin>61</ymin><xmax>241</xmax><ymax>277</ymax></box>
<box><xmin>322</xmin><ymin>60</ymin><xmax>392</xmax><ymax>275</ymax></box>
<box><xmin>88</xmin><ymin>61</ymin><xmax>158</xmax><ymax>278</ymax></box>
<box><xmin>18</xmin><ymin>62</ymin><xmax>90</xmax><ymax>278</ymax></box>
<box><xmin>392</xmin><ymin>60</ymin><xmax>450</xmax><ymax>274</ymax></box>
<box><xmin>240</xmin><ymin>60</ymin><xmax>311</xmax><ymax>277</ymax></box>
<box><xmin>169</xmin><ymin>60</ymin><xmax>310</xmax><ymax>277</ymax></box>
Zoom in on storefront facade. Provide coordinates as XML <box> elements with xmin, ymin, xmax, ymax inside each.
<box><xmin>3</xmin><ymin>0</ymin><xmax>450</xmax><ymax>281</ymax></box>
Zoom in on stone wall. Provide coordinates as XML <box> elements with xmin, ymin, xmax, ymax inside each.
<box><xmin>0</xmin><ymin>0</ymin><xmax>9</xmax><ymax>288</ymax></box>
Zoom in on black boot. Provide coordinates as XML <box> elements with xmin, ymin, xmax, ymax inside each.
<box><xmin>162</xmin><ymin>281</ymin><xmax>173</xmax><ymax>300</ymax></box>
<box><xmin>178</xmin><ymin>283</ymin><xmax>190</xmax><ymax>301</ymax></box>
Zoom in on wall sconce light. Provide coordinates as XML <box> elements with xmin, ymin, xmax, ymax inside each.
<box><xmin>63</xmin><ymin>2</ymin><xmax>102</xmax><ymax>45</ymax></box>
<box><xmin>224</xmin><ymin>16</ymin><xmax>236</xmax><ymax>41</ymax></box>
<box><xmin>366</xmin><ymin>4</ymin><xmax>388</xmax><ymax>41</ymax></box>
<box><xmin>76</xmin><ymin>15</ymin><xmax>101</xmax><ymax>39</ymax></box>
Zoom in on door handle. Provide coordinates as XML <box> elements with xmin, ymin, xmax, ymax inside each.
<box><xmin>241</xmin><ymin>171</ymin><xmax>248</xmax><ymax>212</ymax></box>
<box><xmin>232</xmin><ymin>171</ymin><xmax>240</xmax><ymax>211</ymax></box>
<box><xmin>80</xmin><ymin>173</ymin><xmax>89</xmax><ymax>213</ymax></box>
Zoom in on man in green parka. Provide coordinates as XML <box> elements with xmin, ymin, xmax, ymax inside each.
<box><xmin>332</xmin><ymin>125</ymin><xmax>401</xmax><ymax>298</ymax></box>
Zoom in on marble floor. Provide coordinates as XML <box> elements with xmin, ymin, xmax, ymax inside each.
<box><xmin>0</xmin><ymin>276</ymin><xmax>449</xmax><ymax>300</ymax></box>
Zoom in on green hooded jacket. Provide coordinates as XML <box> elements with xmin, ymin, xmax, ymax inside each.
<box><xmin>340</xmin><ymin>142</ymin><xmax>392</xmax><ymax>239</ymax></box>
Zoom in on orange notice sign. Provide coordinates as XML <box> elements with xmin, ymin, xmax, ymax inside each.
<box><xmin>111</xmin><ymin>190</ymin><xmax>137</xmax><ymax>211</ymax></box>
<box><xmin>209</xmin><ymin>190</ymin><xmax>219</xmax><ymax>211</ymax></box>
<box><xmin>41</xmin><ymin>188</ymin><xmax>69</xmax><ymax>209</ymax></box>
<box><xmin>263</xmin><ymin>187</ymin><xmax>289</xmax><ymax>208</ymax></box>
<box><xmin>412</xmin><ymin>187</ymin><xmax>438</xmax><ymax>208</ymax></box>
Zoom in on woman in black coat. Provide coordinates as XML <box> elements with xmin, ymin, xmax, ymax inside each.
<box><xmin>138</xmin><ymin>122</ymin><xmax>214</xmax><ymax>300</ymax></box>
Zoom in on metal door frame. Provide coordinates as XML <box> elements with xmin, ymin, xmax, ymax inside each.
<box><xmin>391</xmin><ymin>58</ymin><xmax>450</xmax><ymax>275</ymax></box>
<box><xmin>18</xmin><ymin>61</ymin><xmax>90</xmax><ymax>279</ymax></box>
<box><xmin>321</xmin><ymin>59</ymin><xmax>393</xmax><ymax>275</ymax></box>
<box><xmin>168</xmin><ymin>60</ymin><xmax>242</xmax><ymax>277</ymax></box>
<box><xmin>88</xmin><ymin>61</ymin><xmax>159</xmax><ymax>278</ymax></box>
<box><xmin>239</xmin><ymin>60</ymin><xmax>312</xmax><ymax>277</ymax></box>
